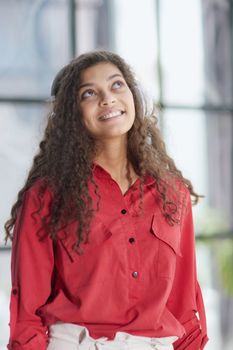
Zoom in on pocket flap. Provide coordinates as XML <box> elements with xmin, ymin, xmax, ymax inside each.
<box><xmin>151</xmin><ymin>213</ymin><xmax>182</xmax><ymax>256</ymax></box>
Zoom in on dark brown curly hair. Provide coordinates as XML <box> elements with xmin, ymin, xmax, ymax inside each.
<box><xmin>5</xmin><ymin>50</ymin><xmax>202</xmax><ymax>250</ymax></box>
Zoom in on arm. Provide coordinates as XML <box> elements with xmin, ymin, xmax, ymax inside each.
<box><xmin>7</xmin><ymin>184</ymin><xmax>54</xmax><ymax>350</ymax></box>
<box><xmin>167</xmin><ymin>189</ymin><xmax>208</xmax><ymax>349</ymax></box>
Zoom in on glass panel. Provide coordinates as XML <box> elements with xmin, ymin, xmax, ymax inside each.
<box><xmin>75</xmin><ymin>0</ymin><xmax>111</xmax><ymax>53</ymax></box>
<box><xmin>0</xmin><ymin>103</ymin><xmax>48</xmax><ymax>244</ymax></box>
<box><xmin>197</xmin><ymin>239</ymin><xmax>233</xmax><ymax>349</ymax></box>
<box><xmin>163</xmin><ymin>107</ymin><xmax>232</xmax><ymax>233</ymax></box>
<box><xmin>202</xmin><ymin>0</ymin><xmax>233</xmax><ymax>107</ymax></box>
<box><xmin>0</xmin><ymin>250</ymin><xmax>11</xmax><ymax>348</ymax></box>
<box><xmin>0</xmin><ymin>0</ymin><xmax>70</xmax><ymax>98</ymax></box>
<box><xmin>112</xmin><ymin>0</ymin><xmax>159</xmax><ymax>101</ymax></box>
<box><xmin>160</xmin><ymin>0</ymin><xmax>204</xmax><ymax>105</ymax></box>
<box><xmin>204</xmin><ymin>111</ymin><xmax>233</xmax><ymax>233</ymax></box>
<box><xmin>163</xmin><ymin>108</ymin><xmax>207</xmax><ymax>198</ymax></box>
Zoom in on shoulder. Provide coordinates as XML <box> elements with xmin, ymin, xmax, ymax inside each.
<box><xmin>167</xmin><ymin>178</ymin><xmax>192</xmax><ymax>225</ymax></box>
<box><xmin>20</xmin><ymin>179</ymin><xmax>54</xmax><ymax>218</ymax></box>
<box><xmin>26</xmin><ymin>178</ymin><xmax>53</xmax><ymax>200</ymax></box>
<box><xmin>12</xmin><ymin>180</ymin><xmax>54</xmax><ymax>243</ymax></box>
<box><xmin>163</xmin><ymin>176</ymin><xmax>191</xmax><ymax>209</ymax></box>
<box><xmin>176</xmin><ymin>179</ymin><xmax>190</xmax><ymax>203</ymax></box>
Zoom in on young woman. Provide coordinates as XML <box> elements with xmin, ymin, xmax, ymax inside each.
<box><xmin>5</xmin><ymin>50</ymin><xmax>208</xmax><ymax>350</ymax></box>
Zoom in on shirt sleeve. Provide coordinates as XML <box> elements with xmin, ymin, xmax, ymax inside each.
<box><xmin>7</xmin><ymin>184</ymin><xmax>54</xmax><ymax>350</ymax></box>
<box><xmin>167</xmin><ymin>188</ymin><xmax>209</xmax><ymax>349</ymax></box>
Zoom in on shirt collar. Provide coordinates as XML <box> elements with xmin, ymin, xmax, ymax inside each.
<box><xmin>92</xmin><ymin>162</ymin><xmax>156</xmax><ymax>187</ymax></box>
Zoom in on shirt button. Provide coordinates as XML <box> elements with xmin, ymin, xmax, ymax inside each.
<box><xmin>121</xmin><ymin>209</ymin><xmax>127</xmax><ymax>214</ymax></box>
<box><xmin>132</xmin><ymin>271</ymin><xmax>139</xmax><ymax>278</ymax></box>
<box><xmin>129</xmin><ymin>237</ymin><xmax>135</xmax><ymax>244</ymax></box>
<box><xmin>12</xmin><ymin>289</ymin><xmax>18</xmax><ymax>295</ymax></box>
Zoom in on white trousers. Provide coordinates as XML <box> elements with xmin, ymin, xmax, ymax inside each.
<box><xmin>47</xmin><ymin>323</ymin><xmax>177</xmax><ymax>350</ymax></box>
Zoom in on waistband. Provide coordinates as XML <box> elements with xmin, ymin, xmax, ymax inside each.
<box><xmin>49</xmin><ymin>322</ymin><xmax>178</xmax><ymax>349</ymax></box>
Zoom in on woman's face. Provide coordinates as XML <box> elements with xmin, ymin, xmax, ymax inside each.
<box><xmin>78</xmin><ymin>62</ymin><xmax>135</xmax><ymax>141</ymax></box>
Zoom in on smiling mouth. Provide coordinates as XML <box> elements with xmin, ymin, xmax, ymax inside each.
<box><xmin>98</xmin><ymin>110</ymin><xmax>124</xmax><ymax>121</ymax></box>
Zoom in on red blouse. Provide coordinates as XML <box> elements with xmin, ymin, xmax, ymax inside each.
<box><xmin>8</xmin><ymin>164</ymin><xmax>208</xmax><ymax>349</ymax></box>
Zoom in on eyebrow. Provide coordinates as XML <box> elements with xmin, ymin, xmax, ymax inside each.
<box><xmin>78</xmin><ymin>73</ymin><xmax>123</xmax><ymax>90</ymax></box>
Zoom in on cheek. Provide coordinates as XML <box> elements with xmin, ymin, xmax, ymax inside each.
<box><xmin>129</xmin><ymin>97</ymin><xmax>136</xmax><ymax>117</ymax></box>
<box><xmin>80</xmin><ymin>101</ymin><xmax>96</xmax><ymax>117</ymax></box>
<box><xmin>83</xmin><ymin>118</ymin><xmax>94</xmax><ymax>132</ymax></box>
<box><xmin>127</xmin><ymin>91</ymin><xmax>135</xmax><ymax>113</ymax></box>
<box><xmin>80</xmin><ymin>110</ymin><xmax>91</xmax><ymax>129</ymax></box>
<box><xmin>80</xmin><ymin>106</ymin><xmax>93</xmax><ymax>125</ymax></box>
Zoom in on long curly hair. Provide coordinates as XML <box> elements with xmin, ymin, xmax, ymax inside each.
<box><xmin>5</xmin><ymin>50</ymin><xmax>202</xmax><ymax>250</ymax></box>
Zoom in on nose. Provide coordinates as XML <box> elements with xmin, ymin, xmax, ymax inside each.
<box><xmin>99</xmin><ymin>91</ymin><xmax>116</xmax><ymax>106</ymax></box>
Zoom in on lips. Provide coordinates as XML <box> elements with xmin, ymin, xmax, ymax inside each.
<box><xmin>98</xmin><ymin>110</ymin><xmax>124</xmax><ymax>121</ymax></box>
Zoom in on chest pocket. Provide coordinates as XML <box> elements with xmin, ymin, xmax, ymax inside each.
<box><xmin>57</xmin><ymin>218</ymin><xmax>114</xmax><ymax>291</ymax></box>
<box><xmin>151</xmin><ymin>213</ymin><xmax>182</xmax><ymax>279</ymax></box>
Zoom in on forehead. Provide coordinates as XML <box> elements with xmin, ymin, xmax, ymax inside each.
<box><xmin>79</xmin><ymin>62</ymin><xmax>124</xmax><ymax>84</ymax></box>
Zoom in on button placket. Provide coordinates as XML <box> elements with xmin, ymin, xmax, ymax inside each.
<box><xmin>119</xmin><ymin>202</ymin><xmax>141</xmax><ymax>297</ymax></box>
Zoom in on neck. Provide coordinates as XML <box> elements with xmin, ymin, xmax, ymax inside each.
<box><xmin>94</xmin><ymin>137</ymin><xmax>134</xmax><ymax>181</ymax></box>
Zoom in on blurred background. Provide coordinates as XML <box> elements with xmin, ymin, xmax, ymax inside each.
<box><xmin>0</xmin><ymin>0</ymin><xmax>233</xmax><ymax>349</ymax></box>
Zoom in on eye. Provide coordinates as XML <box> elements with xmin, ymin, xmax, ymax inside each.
<box><xmin>112</xmin><ymin>80</ymin><xmax>124</xmax><ymax>89</ymax></box>
<box><xmin>81</xmin><ymin>89</ymin><xmax>96</xmax><ymax>99</ymax></box>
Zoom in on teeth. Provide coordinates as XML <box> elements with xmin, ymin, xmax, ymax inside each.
<box><xmin>99</xmin><ymin>111</ymin><xmax>123</xmax><ymax>120</ymax></box>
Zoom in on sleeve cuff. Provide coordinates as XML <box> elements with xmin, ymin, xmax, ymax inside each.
<box><xmin>7</xmin><ymin>332</ymin><xmax>48</xmax><ymax>350</ymax></box>
<box><xmin>173</xmin><ymin>313</ymin><xmax>208</xmax><ymax>349</ymax></box>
